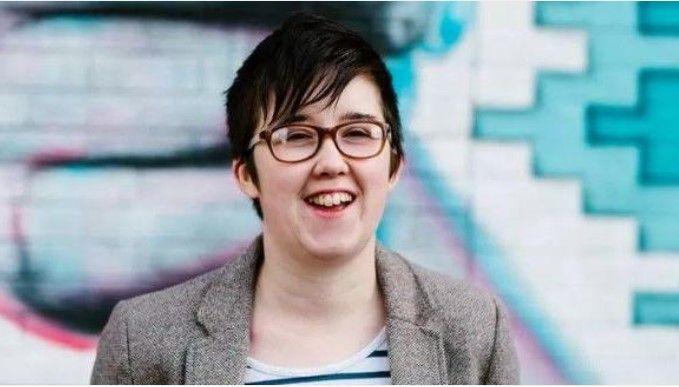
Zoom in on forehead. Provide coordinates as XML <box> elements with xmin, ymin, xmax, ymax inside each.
<box><xmin>260</xmin><ymin>74</ymin><xmax>384</xmax><ymax>130</ymax></box>
<box><xmin>296</xmin><ymin>75</ymin><xmax>384</xmax><ymax>122</ymax></box>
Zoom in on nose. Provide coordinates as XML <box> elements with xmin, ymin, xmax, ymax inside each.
<box><xmin>311</xmin><ymin>136</ymin><xmax>349</xmax><ymax>177</ymax></box>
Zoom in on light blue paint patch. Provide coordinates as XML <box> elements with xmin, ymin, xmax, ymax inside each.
<box><xmin>379</xmin><ymin>54</ymin><xmax>415</xmax><ymax>248</ymax></box>
<box><xmin>633</xmin><ymin>292</ymin><xmax>679</xmax><ymax>325</ymax></box>
<box><xmin>477</xmin><ymin>1</ymin><xmax>679</xmax><ymax>251</ymax></box>
<box><xmin>386</xmin><ymin>55</ymin><xmax>415</xmax><ymax>105</ymax></box>
<box><xmin>440</xmin><ymin>12</ymin><xmax>461</xmax><ymax>47</ymax></box>
<box><xmin>33</xmin><ymin>15</ymin><xmax>105</xmax><ymax>32</ymax></box>
<box><xmin>440</xmin><ymin>2</ymin><xmax>471</xmax><ymax>46</ymax></box>
<box><xmin>26</xmin><ymin>236</ymin><xmax>88</xmax><ymax>284</ymax></box>
<box><xmin>536</xmin><ymin>2</ymin><xmax>637</xmax><ymax>29</ymax></box>
<box><xmin>417</xmin><ymin>2</ymin><xmax>467</xmax><ymax>55</ymax></box>
<box><xmin>375</xmin><ymin>221</ymin><xmax>388</xmax><ymax>245</ymax></box>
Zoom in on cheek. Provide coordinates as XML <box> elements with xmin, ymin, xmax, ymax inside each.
<box><xmin>359</xmin><ymin>160</ymin><xmax>393</xmax><ymax>201</ymax></box>
<box><xmin>255</xmin><ymin>159</ymin><xmax>306</xmax><ymax>209</ymax></box>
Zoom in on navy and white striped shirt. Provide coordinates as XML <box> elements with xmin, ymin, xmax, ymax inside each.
<box><xmin>245</xmin><ymin>327</ymin><xmax>390</xmax><ymax>385</ymax></box>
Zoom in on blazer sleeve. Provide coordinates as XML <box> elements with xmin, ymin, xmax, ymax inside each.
<box><xmin>483</xmin><ymin>297</ymin><xmax>520</xmax><ymax>384</ymax></box>
<box><xmin>91</xmin><ymin>301</ymin><xmax>134</xmax><ymax>384</ymax></box>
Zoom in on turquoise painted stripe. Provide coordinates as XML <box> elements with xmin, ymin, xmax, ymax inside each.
<box><xmin>633</xmin><ymin>292</ymin><xmax>679</xmax><ymax>326</ymax></box>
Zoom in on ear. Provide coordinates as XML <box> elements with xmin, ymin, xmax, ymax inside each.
<box><xmin>388</xmin><ymin>154</ymin><xmax>404</xmax><ymax>191</ymax></box>
<box><xmin>232</xmin><ymin>158</ymin><xmax>260</xmax><ymax>199</ymax></box>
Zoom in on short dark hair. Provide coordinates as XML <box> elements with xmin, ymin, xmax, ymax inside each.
<box><xmin>225</xmin><ymin>12</ymin><xmax>404</xmax><ymax>219</ymax></box>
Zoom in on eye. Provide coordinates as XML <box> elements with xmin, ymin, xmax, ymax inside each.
<box><xmin>287</xmin><ymin>129</ymin><xmax>314</xmax><ymax>141</ymax></box>
<box><xmin>344</xmin><ymin>127</ymin><xmax>372</xmax><ymax>137</ymax></box>
<box><xmin>272</xmin><ymin>127</ymin><xmax>316</xmax><ymax>145</ymax></box>
<box><xmin>340</xmin><ymin>124</ymin><xmax>381</xmax><ymax>142</ymax></box>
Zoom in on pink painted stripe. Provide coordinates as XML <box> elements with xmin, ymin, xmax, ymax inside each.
<box><xmin>0</xmin><ymin>292</ymin><xmax>98</xmax><ymax>351</ymax></box>
<box><xmin>26</xmin><ymin>148</ymin><xmax>87</xmax><ymax>171</ymax></box>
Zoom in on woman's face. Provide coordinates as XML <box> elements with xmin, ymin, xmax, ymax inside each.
<box><xmin>234</xmin><ymin>74</ymin><xmax>401</xmax><ymax>261</ymax></box>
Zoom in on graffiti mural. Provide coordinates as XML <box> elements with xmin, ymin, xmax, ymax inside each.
<box><xmin>0</xmin><ymin>1</ymin><xmax>678</xmax><ymax>384</ymax></box>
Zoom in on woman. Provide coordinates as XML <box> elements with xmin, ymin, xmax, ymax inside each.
<box><xmin>91</xmin><ymin>13</ymin><xmax>519</xmax><ymax>385</ymax></box>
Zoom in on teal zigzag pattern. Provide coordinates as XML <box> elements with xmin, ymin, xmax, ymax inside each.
<box><xmin>474</xmin><ymin>2</ymin><xmax>679</xmax><ymax>252</ymax></box>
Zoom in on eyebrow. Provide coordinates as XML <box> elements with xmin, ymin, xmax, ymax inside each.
<box><xmin>279</xmin><ymin>112</ymin><xmax>380</xmax><ymax>126</ymax></box>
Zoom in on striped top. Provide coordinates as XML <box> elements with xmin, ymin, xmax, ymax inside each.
<box><xmin>244</xmin><ymin>327</ymin><xmax>391</xmax><ymax>385</ymax></box>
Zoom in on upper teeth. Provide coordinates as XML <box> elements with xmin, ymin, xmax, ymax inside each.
<box><xmin>307</xmin><ymin>192</ymin><xmax>353</xmax><ymax>207</ymax></box>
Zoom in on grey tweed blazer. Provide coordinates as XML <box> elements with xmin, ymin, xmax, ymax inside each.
<box><xmin>91</xmin><ymin>236</ymin><xmax>519</xmax><ymax>384</ymax></box>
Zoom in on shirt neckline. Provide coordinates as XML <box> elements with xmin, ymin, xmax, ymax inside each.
<box><xmin>246</xmin><ymin>326</ymin><xmax>387</xmax><ymax>377</ymax></box>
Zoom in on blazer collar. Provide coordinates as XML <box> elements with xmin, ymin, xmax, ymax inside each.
<box><xmin>376</xmin><ymin>244</ymin><xmax>448</xmax><ymax>384</ymax></box>
<box><xmin>185</xmin><ymin>236</ymin><xmax>446</xmax><ymax>384</ymax></box>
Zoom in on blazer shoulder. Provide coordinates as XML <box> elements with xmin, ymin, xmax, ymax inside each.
<box><xmin>122</xmin><ymin>264</ymin><xmax>225</xmax><ymax>320</ymax></box>
<box><xmin>402</xmin><ymin>258</ymin><xmax>499</xmax><ymax>322</ymax></box>
<box><xmin>94</xmin><ymin>263</ymin><xmax>235</xmax><ymax>384</ymax></box>
<box><xmin>93</xmin><ymin>243</ymin><xmax>261</xmax><ymax>384</ymax></box>
<box><xmin>122</xmin><ymin>239</ymin><xmax>261</xmax><ymax>318</ymax></box>
<box><xmin>402</xmin><ymin>258</ymin><xmax>519</xmax><ymax>383</ymax></box>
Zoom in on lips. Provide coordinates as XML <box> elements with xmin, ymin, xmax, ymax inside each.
<box><xmin>305</xmin><ymin>192</ymin><xmax>354</xmax><ymax>206</ymax></box>
<box><xmin>303</xmin><ymin>190</ymin><xmax>356</xmax><ymax>211</ymax></box>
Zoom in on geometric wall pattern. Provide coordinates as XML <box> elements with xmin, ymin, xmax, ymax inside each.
<box><xmin>1</xmin><ymin>1</ymin><xmax>678</xmax><ymax>384</ymax></box>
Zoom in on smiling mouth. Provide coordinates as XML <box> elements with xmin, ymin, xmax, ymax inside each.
<box><xmin>304</xmin><ymin>191</ymin><xmax>356</xmax><ymax>211</ymax></box>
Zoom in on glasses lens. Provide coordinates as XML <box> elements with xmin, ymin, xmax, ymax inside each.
<box><xmin>270</xmin><ymin>126</ymin><xmax>318</xmax><ymax>161</ymax></box>
<box><xmin>337</xmin><ymin>123</ymin><xmax>384</xmax><ymax>158</ymax></box>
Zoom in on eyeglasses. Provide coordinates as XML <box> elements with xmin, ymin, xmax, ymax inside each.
<box><xmin>247</xmin><ymin>120</ymin><xmax>391</xmax><ymax>163</ymax></box>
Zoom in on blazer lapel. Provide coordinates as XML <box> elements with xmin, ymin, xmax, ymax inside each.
<box><xmin>376</xmin><ymin>245</ymin><xmax>448</xmax><ymax>385</ymax></box>
<box><xmin>185</xmin><ymin>237</ymin><xmax>263</xmax><ymax>384</ymax></box>
<box><xmin>387</xmin><ymin>319</ymin><xmax>447</xmax><ymax>384</ymax></box>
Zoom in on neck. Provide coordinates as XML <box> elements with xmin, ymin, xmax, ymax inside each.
<box><xmin>254</xmin><ymin>233</ymin><xmax>384</xmax><ymax>327</ymax></box>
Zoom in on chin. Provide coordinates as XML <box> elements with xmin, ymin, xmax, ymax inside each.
<box><xmin>300</xmin><ymin>230</ymin><xmax>366</xmax><ymax>260</ymax></box>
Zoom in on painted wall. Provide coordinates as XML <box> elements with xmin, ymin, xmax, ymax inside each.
<box><xmin>0</xmin><ymin>2</ymin><xmax>678</xmax><ymax>383</ymax></box>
